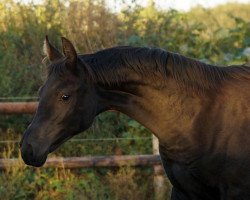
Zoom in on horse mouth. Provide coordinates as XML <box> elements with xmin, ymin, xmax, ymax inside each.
<box><xmin>22</xmin><ymin>152</ymin><xmax>48</xmax><ymax>167</ymax></box>
<box><xmin>48</xmin><ymin>134</ymin><xmax>73</xmax><ymax>153</ymax></box>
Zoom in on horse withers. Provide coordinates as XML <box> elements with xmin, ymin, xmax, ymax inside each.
<box><xmin>20</xmin><ymin>36</ymin><xmax>250</xmax><ymax>200</ymax></box>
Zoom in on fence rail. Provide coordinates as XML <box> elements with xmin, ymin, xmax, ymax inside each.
<box><xmin>0</xmin><ymin>155</ymin><xmax>164</xmax><ymax>174</ymax></box>
<box><xmin>0</xmin><ymin>102</ymin><xmax>38</xmax><ymax>114</ymax></box>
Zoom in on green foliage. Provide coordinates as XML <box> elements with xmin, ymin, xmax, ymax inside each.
<box><xmin>0</xmin><ymin>146</ymin><xmax>169</xmax><ymax>200</ymax></box>
<box><xmin>0</xmin><ymin>166</ymin><xmax>162</xmax><ymax>200</ymax></box>
<box><xmin>0</xmin><ymin>0</ymin><xmax>250</xmax><ymax>199</ymax></box>
<box><xmin>119</xmin><ymin>4</ymin><xmax>250</xmax><ymax>64</ymax></box>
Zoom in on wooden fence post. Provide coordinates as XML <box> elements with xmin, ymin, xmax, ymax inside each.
<box><xmin>152</xmin><ymin>135</ymin><xmax>165</xmax><ymax>199</ymax></box>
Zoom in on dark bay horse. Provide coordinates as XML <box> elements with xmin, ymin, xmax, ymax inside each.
<box><xmin>20</xmin><ymin>36</ymin><xmax>250</xmax><ymax>199</ymax></box>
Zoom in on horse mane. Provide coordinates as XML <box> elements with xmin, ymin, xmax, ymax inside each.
<box><xmin>80</xmin><ymin>46</ymin><xmax>169</xmax><ymax>84</ymax></box>
<box><xmin>48</xmin><ymin>46</ymin><xmax>250</xmax><ymax>93</ymax></box>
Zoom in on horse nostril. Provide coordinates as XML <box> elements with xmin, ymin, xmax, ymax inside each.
<box><xmin>26</xmin><ymin>143</ymin><xmax>34</xmax><ymax>158</ymax></box>
<box><xmin>22</xmin><ymin>142</ymin><xmax>34</xmax><ymax>159</ymax></box>
<box><xmin>21</xmin><ymin>140</ymin><xmax>35</xmax><ymax>165</ymax></box>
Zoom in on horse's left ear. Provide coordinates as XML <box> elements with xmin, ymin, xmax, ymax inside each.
<box><xmin>44</xmin><ymin>35</ymin><xmax>63</xmax><ymax>62</ymax></box>
<box><xmin>61</xmin><ymin>37</ymin><xmax>77</xmax><ymax>71</ymax></box>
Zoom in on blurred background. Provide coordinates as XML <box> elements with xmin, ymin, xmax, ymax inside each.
<box><xmin>0</xmin><ymin>0</ymin><xmax>249</xmax><ymax>199</ymax></box>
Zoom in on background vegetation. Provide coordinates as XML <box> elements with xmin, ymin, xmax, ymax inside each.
<box><xmin>0</xmin><ymin>0</ymin><xmax>249</xmax><ymax>199</ymax></box>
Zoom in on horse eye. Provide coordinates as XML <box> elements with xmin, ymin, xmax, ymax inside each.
<box><xmin>61</xmin><ymin>94</ymin><xmax>70</xmax><ymax>101</ymax></box>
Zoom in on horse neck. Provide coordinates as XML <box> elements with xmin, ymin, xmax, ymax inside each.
<box><xmin>95</xmin><ymin>75</ymin><xmax>208</xmax><ymax>154</ymax></box>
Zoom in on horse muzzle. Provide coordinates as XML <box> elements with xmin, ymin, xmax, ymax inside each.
<box><xmin>20</xmin><ymin>130</ymin><xmax>49</xmax><ymax>167</ymax></box>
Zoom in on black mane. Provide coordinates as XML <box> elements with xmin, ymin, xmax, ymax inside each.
<box><xmin>80</xmin><ymin>46</ymin><xmax>169</xmax><ymax>84</ymax></box>
<box><xmin>48</xmin><ymin>46</ymin><xmax>250</xmax><ymax>91</ymax></box>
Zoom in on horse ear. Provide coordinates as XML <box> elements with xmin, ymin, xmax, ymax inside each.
<box><xmin>43</xmin><ymin>35</ymin><xmax>63</xmax><ymax>62</ymax></box>
<box><xmin>61</xmin><ymin>37</ymin><xmax>77</xmax><ymax>70</ymax></box>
